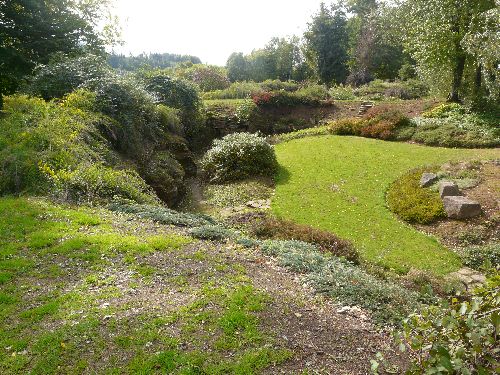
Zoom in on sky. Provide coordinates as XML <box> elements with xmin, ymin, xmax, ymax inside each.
<box><xmin>111</xmin><ymin>0</ymin><xmax>326</xmax><ymax>66</ymax></box>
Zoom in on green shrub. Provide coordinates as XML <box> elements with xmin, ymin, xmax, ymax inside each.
<box><xmin>189</xmin><ymin>225</ymin><xmax>235</xmax><ymax>241</ymax></box>
<box><xmin>294</xmin><ymin>84</ymin><xmax>329</xmax><ymax>101</ymax></box>
<box><xmin>249</xmin><ymin>215</ymin><xmax>358</xmax><ymax>263</ymax></box>
<box><xmin>270</xmin><ymin>126</ymin><xmax>329</xmax><ymax>144</ymax></box>
<box><xmin>252</xmin><ymin>91</ymin><xmax>320</xmax><ymax>107</ymax></box>
<box><xmin>201</xmin><ymin>133</ymin><xmax>278</xmax><ymax>183</ymax></box>
<box><xmin>329</xmin><ymin>85</ymin><xmax>356</xmax><ymax>100</ymax></box>
<box><xmin>328</xmin><ymin>117</ymin><xmax>365</xmax><ymax>135</ymax></box>
<box><xmin>234</xmin><ymin>99</ymin><xmax>258</xmax><ymax>124</ymax></box>
<box><xmin>396</xmin><ymin>277</ymin><xmax>500</xmax><ymax>373</ymax></box>
<box><xmin>387</xmin><ymin>168</ymin><xmax>446</xmax><ymax>224</ymax></box>
<box><xmin>107</xmin><ymin>201</ymin><xmax>215</xmax><ymax>227</ymax></box>
<box><xmin>202</xmin><ymin>81</ymin><xmax>263</xmax><ymax>100</ymax></box>
<box><xmin>422</xmin><ymin>103</ymin><xmax>466</xmax><ymax>118</ymax></box>
<box><xmin>27</xmin><ymin>54</ymin><xmax>110</xmax><ymax>100</ymax></box>
<box><xmin>259</xmin><ymin>80</ymin><xmax>299</xmax><ymax>92</ymax></box>
<box><xmin>48</xmin><ymin>163</ymin><xmax>158</xmax><ymax>205</ymax></box>
<box><xmin>179</xmin><ymin>64</ymin><xmax>230</xmax><ymax>92</ymax></box>
<box><xmin>259</xmin><ymin>239</ymin><xmax>418</xmax><ymax>324</ymax></box>
<box><xmin>459</xmin><ymin>242</ymin><xmax>500</xmax><ymax>270</ymax></box>
<box><xmin>410</xmin><ymin>115</ymin><xmax>499</xmax><ymax>148</ymax></box>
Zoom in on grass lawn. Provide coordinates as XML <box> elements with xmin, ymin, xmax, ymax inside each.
<box><xmin>273</xmin><ymin>135</ymin><xmax>500</xmax><ymax>275</ymax></box>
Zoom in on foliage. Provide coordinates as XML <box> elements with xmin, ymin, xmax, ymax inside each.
<box><xmin>108</xmin><ymin>52</ymin><xmax>201</xmax><ymax>71</ymax></box>
<box><xmin>329</xmin><ymin>85</ymin><xmax>356</xmax><ymax>100</ymax></box>
<box><xmin>107</xmin><ymin>201</ymin><xmax>215</xmax><ymax>228</ymax></box>
<box><xmin>189</xmin><ymin>225</ymin><xmax>235</xmax><ymax>241</ymax></box>
<box><xmin>249</xmin><ymin>215</ymin><xmax>358</xmax><ymax>262</ymax></box>
<box><xmin>251</xmin><ymin>91</ymin><xmax>320</xmax><ymax>107</ymax></box>
<box><xmin>397</xmin><ymin>0</ymin><xmax>497</xmax><ymax>102</ymax></box>
<box><xmin>386</xmin><ymin>168</ymin><xmax>446</xmax><ymax>225</ymax></box>
<box><xmin>27</xmin><ymin>54</ymin><xmax>110</xmax><ymax>100</ymax></box>
<box><xmin>397</xmin><ymin>277</ymin><xmax>500</xmax><ymax>374</ymax></box>
<box><xmin>202</xmin><ymin>81</ymin><xmax>263</xmax><ymax>100</ymax></box>
<box><xmin>179</xmin><ymin>64</ymin><xmax>230</xmax><ymax>92</ymax></box>
<box><xmin>459</xmin><ymin>243</ymin><xmax>500</xmax><ymax>271</ymax></box>
<box><xmin>304</xmin><ymin>4</ymin><xmax>350</xmax><ymax>84</ymax></box>
<box><xmin>201</xmin><ymin>133</ymin><xmax>278</xmax><ymax>183</ymax></box>
<box><xmin>353</xmin><ymin>79</ymin><xmax>429</xmax><ymax>100</ymax></box>
<box><xmin>47</xmin><ymin>163</ymin><xmax>158</xmax><ymax>205</ymax></box>
<box><xmin>328</xmin><ymin>106</ymin><xmax>410</xmax><ymax>140</ymax></box>
<box><xmin>270</xmin><ymin>126</ymin><xmax>329</xmax><ymax>144</ymax></box>
<box><xmin>410</xmin><ymin>114</ymin><xmax>500</xmax><ymax>148</ymax></box>
<box><xmin>272</xmin><ymin>136</ymin><xmax>499</xmax><ymax>274</ymax></box>
<box><xmin>259</xmin><ymin>239</ymin><xmax>419</xmax><ymax>324</ymax></box>
<box><xmin>422</xmin><ymin>103</ymin><xmax>466</xmax><ymax>118</ymax></box>
<box><xmin>0</xmin><ymin>0</ymin><xmax>116</xmax><ymax>103</ymax></box>
<box><xmin>294</xmin><ymin>84</ymin><xmax>330</xmax><ymax>101</ymax></box>
<box><xmin>259</xmin><ymin>79</ymin><xmax>299</xmax><ymax>92</ymax></box>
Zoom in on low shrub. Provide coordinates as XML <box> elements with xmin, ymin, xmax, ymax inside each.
<box><xmin>294</xmin><ymin>84</ymin><xmax>329</xmax><ymax>101</ymax></box>
<box><xmin>386</xmin><ymin>168</ymin><xmax>446</xmax><ymax>224</ymax></box>
<box><xmin>189</xmin><ymin>225</ymin><xmax>235</xmax><ymax>241</ymax></box>
<box><xmin>200</xmin><ymin>133</ymin><xmax>278</xmax><ymax>183</ymax></box>
<box><xmin>259</xmin><ymin>79</ymin><xmax>299</xmax><ymax>92</ymax></box>
<box><xmin>202</xmin><ymin>81</ymin><xmax>264</xmax><ymax>100</ymax></box>
<box><xmin>422</xmin><ymin>103</ymin><xmax>465</xmax><ymax>118</ymax></box>
<box><xmin>252</xmin><ymin>91</ymin><xmax>319</xmax><ymax>107</ymax></box>
<box><xmin>410</xmin><ymin>115</ymin><xmax>499</xmax><ymax>148</ymax></box>
<box><xmin>396</xmin><ymin>277</ymin><xmax>500</xmax><ymax>373</ymax></box>
<box><xmin>329</xmin><ymin>85</ymin><xmax>356</xmax><ymax>100</ymax></box>
<box><xmin>259</xmin><ymin>239</ymin><xmax>418</xmax><ymax>324</ymax></box>
<box><xmin>459</xmin><ymin>242</ymin><xmax>500</xmax><ymax>271</ymax></box>
<box><xmin>269</xmin><ymin>126</ymin><xmax>329</xmax><ymax>144</ymax></box>
<box><xmin>107</xmin><ymin>201</ymin><xmax>215</xmax><ymax>227</ymax></box>
<box><xmin>353</xmin><ymin>79</ymin><xmax>429</xmax><ymax>101</ymax></box>
<box><xmin>328</xmin><ymin>106</ymin><xmax>411</xmax><ymax>140</ymax></box>
<box><xmin>47</xmin><ymin>163</ymin><xmax>158</xmax><ymax>205</ymax></box>
<box><xmin>249</xmin><ymin>216</ymin><xmax>358</xmax><ymax>263</ymax></box>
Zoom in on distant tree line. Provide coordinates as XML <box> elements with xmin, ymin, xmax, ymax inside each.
<box><xmin>226</xmin><ymin>0</ymin><xmax>499</xmax><ymax>104</ymax></box>
<box><xmin>108</xmin><ymin>53</ymin><xmax>202</xmax><ymax>71</ymax></box>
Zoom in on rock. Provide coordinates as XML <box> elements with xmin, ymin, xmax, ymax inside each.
<box><xmin>439</xmin><ymin>181</ymin><xmax>460</xmax><ymax>198</ymax></box>
<box><xmin>420</xmin><ymin>173</ymin><xmax>438</xmax><ymax>187</ymax></box>
<box><xmin>448</xmin><ymin>267</ymin><xmax>486</xmax><ymax>289</ymax></box>
<box><xmin>443</xmin><ymin>196</ymin><xmax>481</xmax><ymax>219</ymax></box>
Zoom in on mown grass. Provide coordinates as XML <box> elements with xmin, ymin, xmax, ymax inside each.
<box><xmin>0</xmin><ymin>197</ymin><xmax>289</xmax><ymax>374</ymax></box>
<box><xmin>273</xmin><ymin>135</ymin><xmax>500</xmax><ymax>275</ymax></box>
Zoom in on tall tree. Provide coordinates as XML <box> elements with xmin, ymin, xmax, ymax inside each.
<box><xmin>304</xmin><ymin>3</ymin><xmax>350</xmax><ymax>85</ymax></box>
<box><xmin>397</xmin><ymin>0</ymin><xmax>496</xmax><ymax>102</ymax></box>
<box><xmin>226</xmin><ymin>52</ymin><xmax>250</xmax><ymax>82</ymax></box>
<box><xmin>0</xmin><ymin>0</ymin><xmax>117</xmax><ymax>107</ymax></box>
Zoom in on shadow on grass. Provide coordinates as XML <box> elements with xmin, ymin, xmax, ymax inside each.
<box><xmin>275</xmin><ymin>164</ymin><xmax>291</xmax><ymax>185</ymax></box>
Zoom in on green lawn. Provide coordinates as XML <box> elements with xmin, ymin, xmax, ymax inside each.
<box><xmin>273</xmin><ymin>135</ymin><xmax>499</xmax><ymax>275</ymax></box>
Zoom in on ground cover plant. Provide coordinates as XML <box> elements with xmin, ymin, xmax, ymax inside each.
<box><xmin>386</xmin><ymin>167</ymin><xmax>446</xmax><ymax>224</ymax></box>
<box><xmin>272</xmin><ymin>135</ymin><xmax>500</xmax><ymax>274</ymax></box>
<box><xmin>328</xmin><ymin>103</ymin><xmax>500</xmax><ymax>148</ymax></box>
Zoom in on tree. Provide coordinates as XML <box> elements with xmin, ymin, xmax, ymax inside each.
<box><xmin>226</xmin><ymin>53</ymin><xmax>250</xmax><ymax>82</ymax></box>
<box><xmin>0</xmin><ymin>0</ymin><xmax>117</xmax><ymax>107</ymax></box>
<box><xmin>397</xmin><ymin>0</ymin><xmax>496</xmax><ymax>102</ymax></box>
<box><xmin>304</xmin><ymin>3</ymin><xmax>350</xmax><ymax>85</ymax></box>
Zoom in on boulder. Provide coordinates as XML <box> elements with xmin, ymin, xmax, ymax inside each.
<box><xmin>443</xmin><ymin>196</ymin><xmax>481</xmax><ymax>219</ymax></box>
<box><xmin>439</xmin><ymin>181</ymin><xmax>460</xmax><ymax>198</ymax></box>
<box><xmin>420</xmin><ymin>173</ymin><xmax>438</xmax><ymax>187</ymax></box>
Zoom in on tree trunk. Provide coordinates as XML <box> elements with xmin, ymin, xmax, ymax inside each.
<box><xmin>473</xmin><ymin>64</ymin><xmax>482</xmax><ymax>96</ymax></box>
<box><xmin>448</xmin><ymin>54</ymin><xmax>466</xmax><ymax>102</ymax></box>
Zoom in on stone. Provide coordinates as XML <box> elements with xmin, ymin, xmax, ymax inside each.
<box><xmin>439</xmin><ymin>181</ymin><xmax>460</xmax><ymax>198</ymax></box>
<box><xmin>443</xmin><ymin>196</ymin><xmax>481</xmax><ymax>219</ymax></box>
<box><xmin>420</xmin><ymin>173</ymin><xmax>438</xmax><ymax>187</ymax></box>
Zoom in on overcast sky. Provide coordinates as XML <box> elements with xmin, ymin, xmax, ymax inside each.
<box><xmin>111</xmin><ymin>0</ymin><xmax>327</xmax><ymax>65</ymax></box>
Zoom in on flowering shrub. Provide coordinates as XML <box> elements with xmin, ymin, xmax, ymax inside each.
<box><xmin>200</xmin><ymin>132</ymin><xmax>278</xmax><ymax>183</ymax></box>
